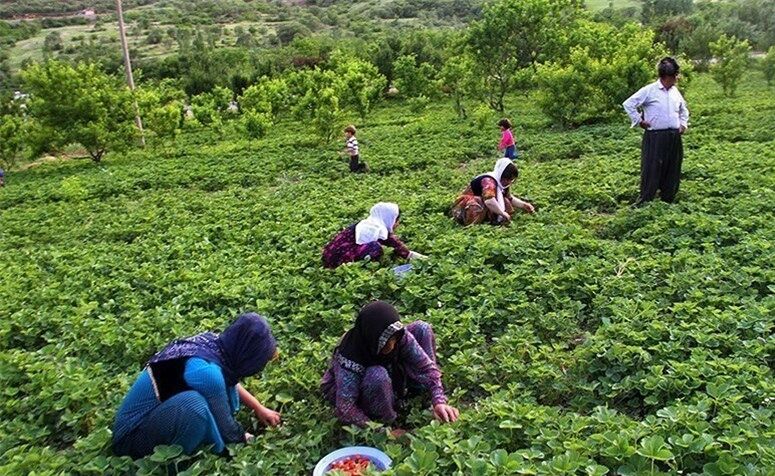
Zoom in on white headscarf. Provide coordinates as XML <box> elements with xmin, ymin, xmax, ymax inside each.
<box><xmin>476</xmin><ymin>158</ymin><xmax>514</xmax><ymax>210</ymax></box>
<box><xmin>355</xmin><ymin>202</ymin><xmax>400</xmax><ymax>245</ymax></box>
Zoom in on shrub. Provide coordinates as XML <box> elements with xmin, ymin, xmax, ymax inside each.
<box><xmin>241</xmin><ymin>110</ymin><xmax>272</xmax><ymax>139</ymax></box>
<box><xmin>710</xmin><ymin>34</ymin><xmax>751</xmax><ymax>96</ymax></box>
<box><xmin>22</xmin><ymin>61</ymin><xmax>137</xmax><ymax>162</ymax></box>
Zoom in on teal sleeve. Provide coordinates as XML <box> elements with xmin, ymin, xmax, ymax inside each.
<box><xmin>184</xmin><ymin>358</ymin><xmax>245</xmax><ymax>444</ymax></box>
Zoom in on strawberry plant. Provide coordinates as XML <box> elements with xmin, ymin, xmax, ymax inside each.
<box><xmin>0</xmin><ymin>72</ymin><xmax>772</xmax><ymax>475</ymax></box>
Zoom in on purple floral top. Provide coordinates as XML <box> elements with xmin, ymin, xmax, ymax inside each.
<box><xmin>322</xmin><ymin>224</ymin><xmax>411</xmax><ymax>269</ymax></box>
<box><xmin>320</xmin><ymin>330</ymin><xmax>447</xmax><ymax>426</ymax></box>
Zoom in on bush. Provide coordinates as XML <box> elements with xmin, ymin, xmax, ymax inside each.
<box><xmin>329</xmin><ymin>51</ymin><xmax>387</xmax><ymax>120</ymax></box>
<box><xmin>537</xmin><ymin>24</ymin><xmax>665</xmax><ymax>127</ymax></box>
<box><xmin>241</xmin><ymin>110</ymin><xmax>272</xmax><ymax>139</ymax></box>
<box><xmin>22</xmin><ymin>61</ymin><xmax>137</xmax><ymax>162</ymax></box>
<box><xmin>239</xmin><ymin>77</ymin><xmax>289</xmax><ymax>118</ymax></box>
<box><xmin>710</xmin><ymin>34</ymin><xmax>751</xmax><ymax>97</ymax></box>
<box><xmin>392</xmin><ymin>54</ymin><xmax>438</xmax><ymax>99</ymax></box>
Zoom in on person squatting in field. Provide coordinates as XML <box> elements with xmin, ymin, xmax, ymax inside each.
<box><xmin>112</xmin><ymin>313</ymin><xmax>281</xmax><ymax>458</ymax></box>
<box><xmin>322</xmin><ymin>202</ymin><xmax>427</xmax><ymax>269</ymax></box>
<box><xmin>452</xmin><ymin>158</ymin><xmax>535</xmax><ymax>226</ymax></box>
<box><xmin>623</xmin><ymin>57</ymin><xmax>689</xmax><ymax>205</ymax></box>
<box><xmin>320</xmin><ymin>301</ymin><xmax>460</xmax><ymax>430</ymax></box>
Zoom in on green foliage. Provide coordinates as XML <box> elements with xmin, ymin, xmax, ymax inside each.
<box><xmin>290</xmin><ymin>69</ymin><xmax>343</xmax><ymax>143</ymax></box>
<box><xmin>762</xmin><ymin>46</ymin><xmax>775</xmax><ymax>86</ymax></box>
<box><xmin>466</xmin><ymin>0</ymin><xmax>582</xmax><ymax>111</ymax></box>
<box><xmin>0</xmin><ymin>112</ymin><xmax>26</xmax><ymax>169</ymax></box>
<box><xmin>0</xmin><ymin>73</ymin><xmax>773</xmax><ymax>475</ymax></box>
<box><xmin>241</xmin><ymin>110</ymin><xmax>272</xmax><ymax>140</ymax></box>
<box><xmin>439</xmin><ymin>53</ymin><xmax>474</xmax><ymax>118</ymax></box>
<box><xmin>392</xmin><ymin>55</ymin><xmax>438</xmax><ymax>100</ymax></box>
<box><xmin>21</xmin><ymin>61</ymin><xmax>137</xmax><ymax>162</ymax></box>
<box><xmin>537</xmin><ymin>23</ymin><xmax>664</xmax><ymax>127</ymax></box>
<box><xmin>190</xmin><ymin>85</ymin><xmax>232</xmax><ymax>128</ymax></box>
<box><xmin>239</xmin><ymin>77</ymin><xmax>290</xmax><ymax>118</ymax></box>
<box><xmin>136</xmin><ymin>80</ymin><xmax>186</xmax><ymax>148</ymax></box>
<box><xmin>710</xmin><ymin>35</ymin><xmax>751</xmax><ymax>97</ymax></box>
<box><xmin>330</xmin><ymin>51</ymin><xmax>387</xmax><ymax>120</ymax></box>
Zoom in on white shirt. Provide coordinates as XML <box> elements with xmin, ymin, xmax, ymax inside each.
<box><xmin>622</xmin><ymin>80</ymin><xmax>689</xmax><ymax>131</ymax></box>
<box><xmin>346</xmin><ymin>136</ymin><xmax>359</xmax><ymax>156</ymax></box>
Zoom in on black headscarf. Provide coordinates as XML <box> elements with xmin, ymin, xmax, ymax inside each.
<box><xmin>337</xmin><ymin>301</ymin><xmax>406</xmax><ymax>371</ymax></box>
<box><xmin>147</xmin><ymin>313</ymin><xmax>277</xmax><ymax>400</ymax></box>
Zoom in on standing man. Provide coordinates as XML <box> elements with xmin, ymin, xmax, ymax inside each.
<box><xmin>623</xmin><ymin>57</ymin><xmax>689</xmax><ymax>204</ymax></box>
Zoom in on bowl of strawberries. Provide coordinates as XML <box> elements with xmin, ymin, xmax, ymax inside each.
<box><xmin>313</xmin><ymin>446</ymin><xmax>391</xmax><ymax>476</ymax></box>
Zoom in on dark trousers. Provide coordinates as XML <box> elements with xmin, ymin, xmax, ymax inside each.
<box><xmin>349</xmin><ymin>154</ymin><xmax>367</xmax><ymax>173</ymax></box>
<box><xmin>638</xmin><ymin>129</ymin><xmax>683</xmax><ymax>204</ymax></box>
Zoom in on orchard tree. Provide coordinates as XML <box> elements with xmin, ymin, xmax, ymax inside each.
<box><xmin>392</xmin><ymin>54</ymin><xmax>438</xmax><ymax>99</ymax></box>
<box><xmin>290</xmin><ymin>69</ymin><xmax>342</xmax><ymax>143</ymax></box>
<box><xmin>439</xmin><ymin>54</ymin><xmax>475</xmax><ymax>119</ymax></box>
<box><xmin>22</xmin><ymin>61</ymin><xmax>137</xmax><ymax>162</ymax></box>
<box><xmin>0</xmin><ymin>113</ymin><xmax>25</xmax><ymax>171</ymax></box>
<box><xmin>466</xmin><ymin>0</ymin><xmax>582</xmax><ymax>111</ymax></box>
<box><xmin>136</xmin><ymin>80</ymin><xmax>185</xmax><ymax>149</ymax></box>
<box><xmin>330</xmin><ymin>51</ymin><xmax>387</xmax><ymax>120</ymax></box>
<box><xmin>239</xmin><ymin>76</ymin><xmax>289</xmax><ymax>118</ymax></box>
<box><xmin>710</xmin><ymin>34</ymin><xmax>751</xmax><ymax>96</ymax></box>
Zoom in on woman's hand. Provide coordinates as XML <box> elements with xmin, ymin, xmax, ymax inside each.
<box><xmin>408</xmin><ymin>251</ymin><xmax>428</xmax><ymax>260</ymax></box>
<box><xmin>521</xmin><ymin>202</ymin><xmax>535</xmax><ymax>214</ymax></box>
<box><xmin>255</xmin><ymin>406</ymin><xmax>282</xmax><ymax>427</ymax></box>
<box><xmin>433</xmin><ymin>403</ymin><xmax>460</xmax><ymax>423</ymax></box>
<box><xmin>390</xmin><ymin>428</ymin><xmax>408</xmax><ymax>438</ymax></box>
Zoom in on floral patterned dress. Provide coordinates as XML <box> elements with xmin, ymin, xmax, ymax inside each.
<box><xmin>451</xmin><ymin>176</ymin><xmax>514</xmax><ymax>226</ymax></box>
<box><xmin>320</xmin><ymin>321</ymin><xmax>446</xmax><ymax>426</ymax></box>
<box><xmin>322</xmin><ymin>224</ymin><xmax>411</xmax><ymax>269</ymax></box>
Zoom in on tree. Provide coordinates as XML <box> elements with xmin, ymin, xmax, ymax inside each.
<box><xmin>537</xmin><ymin>24</ymin><xmax>665</xmax><ymax>127</ymax></box>
<box><xmin>22</xmin><ymin>61</ymin><xmax>136</xmax><ymax>162</ymax></box>
<box><xmin>762</xmin><ymin>46</ymin><xmax>775</xmax><ymax>86</ymax></box>
<box><xmin>136</xmin><ymin>80</ymin><xmax>185</xmax><ymax>149</ymax></box>
<box><xmin>43</xmin><ymin>31</ymin><xmax>63</xmax><ymax>52</ymax></box>
<box><xmin>640</xmin><ymin>0</ymin><xmax>693</xmax><ymax>25</ymax></box>
<box><xmin>0</xmin><ymin>112</ymin><xmax>25</xmax><ymax>170</ymax></box>
<box><xmin>329</xmin><ymin>51</ymin><xmax>386</xmax><ymax>120</ymax></box>
<box><xmin>710</xmin><ymin>34</ymin><xmax>751</xmax><ymax>96</ymax></box>
<box><xmin>239</xmin><ymin>76</ymin><xmax>289</xmax><ymax>118</ymax></box>
<box><xmin>290</xmin><ymin>69</ymin><xmax>342</xmax><ymax>143</ymax></box>
<box><xmin>466</xmin><ymin>0</ymin><xmax>582</xmax><ymax>111</ymax></box>
<box><xmin>392</xmin><ymin>54</ymin><xmax>437</xmax><ymax>99</ymax></box>
<box><xmin>439</xmin><ymin>54</ymin><xmax>474</xmax><ymax>119</ymax></box>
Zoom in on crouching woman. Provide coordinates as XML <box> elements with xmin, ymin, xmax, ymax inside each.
<box><xmin>112</xmin><ymin>313</ymin><xmax>281</xmax><ymax>458</ymax></box>
<box><xmin>321</xmin><ymin>301</ymin><xmax>459</xmax><ymax>428</ymax></box>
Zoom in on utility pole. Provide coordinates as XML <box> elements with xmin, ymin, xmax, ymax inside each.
<box><xmin>115</xmin><ymin>0</ymin><xmax>145</xmax><ymax>146</ymax></box>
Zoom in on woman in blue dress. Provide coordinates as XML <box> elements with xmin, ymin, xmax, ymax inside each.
<box><xmin>112</xmin><ymin>313</ymin><xmax>280</xmax><ymax>458</ymax></box>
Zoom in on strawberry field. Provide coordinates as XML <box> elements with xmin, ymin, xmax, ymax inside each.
<box><xmin>0</xmin><ymin>72</ymin><xmax>773</xmax><ymax>475</ymax></box>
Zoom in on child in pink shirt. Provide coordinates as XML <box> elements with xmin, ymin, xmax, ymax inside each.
<box><xmin>498</xmin><ymin>118</ymin><xmax>517</xmax><ymax>160</ymax></box>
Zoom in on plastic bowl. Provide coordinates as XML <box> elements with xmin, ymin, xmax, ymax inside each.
<box><xmin>313</xmin><ymin>446</ymin><xmax>392</xmax><ymax>476</ymax></box>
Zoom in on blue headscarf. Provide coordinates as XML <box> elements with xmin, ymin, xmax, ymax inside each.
<box><xmin>148</xmin><ymin>313</ymin><xmax>277</xmax><ymax>387</ymax></box>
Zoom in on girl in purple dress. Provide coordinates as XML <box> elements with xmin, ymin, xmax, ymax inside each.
<box><xmin>320</xmin><ymin>301</ymin><xmax>460</xmax><ymax>429</ymax></box>
<box><xmin>322</xmin><ymin>202</ymin><xmax>426</xmax><ymax>269</ymax></box>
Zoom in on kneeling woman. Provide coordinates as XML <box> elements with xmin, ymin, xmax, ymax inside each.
<box><xmin>112</xmin><ymin>313</ymin><xmax>281</xmax><ymax>458</ymax></box>
<box><xmin>322</xmin><ymin>202</ymin><xmax>426</xmax><ymax>269</ymax></box>
<box><xmin>321</xmin><ymin>301</ymin><xmax>459</xmax><ymax>427</ymax></box>
<box><xmin>452</xmin><ymin>158</ymin><xmax>534</xmax><ymax>226</ymax></box>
